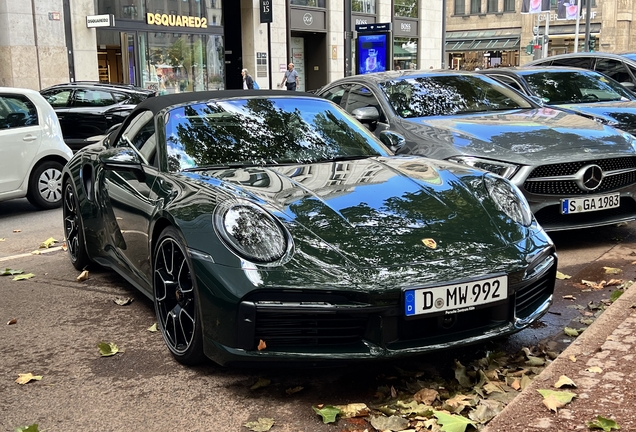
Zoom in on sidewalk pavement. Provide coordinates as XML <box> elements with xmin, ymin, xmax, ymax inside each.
<box><xmin>483</xmin><ymin>276</ymin><xmax>636</xmax><ymax>432</ymax></box>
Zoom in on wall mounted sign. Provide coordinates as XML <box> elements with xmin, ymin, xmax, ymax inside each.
<box><xmin>146</xmin><ymin>13</ymin><xmax>208</xmax><ymax>28</ymax></box>
<box><xmin>86</xmin><ymin>14</ymin><xmax>115</xmax><ymax>28</ymax></box>
<box><xmin>260</xmin><ymin>0</ymin><xmax>272</xmax><ymax>23</ymax></box>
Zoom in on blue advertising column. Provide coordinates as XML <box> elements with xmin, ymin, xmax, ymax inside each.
<box><xmin>355</xmin><ymin>23</ymin><xmax>393</xmax><ymax>75</ymax></box>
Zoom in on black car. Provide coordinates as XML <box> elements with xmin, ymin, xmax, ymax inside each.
<box><xmin>523</xmin><ymin>52</ymin><xmax>636</xmax><ymax>92</ymax></box>
<box><xmin>315</xmin><ymin>70</ymin><xmax>636</xmax><ymax>232</ymax></box>
<box><xmin>40</xmin><ymin>81</ymin><xmax>155</xmax><ymax>151</ymax></box>
<box><xmin>478</xmin><ymin>66</ymin><xmax>636</xmax><ymax>135</ymax></box>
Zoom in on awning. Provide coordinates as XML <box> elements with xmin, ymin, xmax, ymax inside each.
<box><xmin>446</xmin><ymin>29</ymin><xmax>521</xmax><ymax>53</ymax></box>
<box><xmin>445</xmin><ymin>37</ymin><xmax>520</xmax><ymax>52</ymax></box>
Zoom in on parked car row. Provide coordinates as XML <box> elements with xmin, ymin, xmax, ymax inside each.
<box><xmin>39</xmin><ymin>81</ymin><xmax>155</xmax><ymax>152</ymax></box>
<box><xmin>314</xmin><ymin>67</ymin><xmax>636</xmax><ymax>232</ymax></box>
<box><xmin>6</xmin><ymin>54</ymin><xmax>636</xmax><ymax>368</ymax></box>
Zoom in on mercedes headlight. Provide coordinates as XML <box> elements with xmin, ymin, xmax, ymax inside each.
<box><xmin>484</xmin><ymin>174</ymin><xmax>533</xmax><ymax>227</ymax></box>
<box><xmin>214</xmin><ymin>199</ymin><xmax>291</xmax><ymax>264</ymax></box>
<box><xmin>448</xmin><ymin>156</ymin><xmax>519</xmax><ymax>179</ymax></box>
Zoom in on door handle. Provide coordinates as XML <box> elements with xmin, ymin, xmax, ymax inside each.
<box><xmin>22</xmin><ymin>135</ymin><xmax>38</xmax><ymax>142</ymax></box>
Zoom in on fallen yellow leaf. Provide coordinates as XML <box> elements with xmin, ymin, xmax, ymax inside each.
<box><xmin>586</xmin><ymin>366</ymin><xmax>603</xmax><ymax>374</ymax></box>
<box><xmin>76</xmin><ymin>270</ymin><xmax>89</xmax><ymax>282</ymax></box>
<box><xmin>569</xmin><ymin>355</ymin><xmax>577</xmax><ymax>362</ymax></box>
<box><xmin>554</xmin><ymin>375</ymin><xmax>576</xmax><ymax>388</ymax></box>
<box><xmin>556</xmin><ymin>271</ymin><xmax>571</xmax><ymax>280</ymax></box>
<box><xmin>15</xmin><ymin>373</ymin><xmax>42</xmax><ymax>385</ymax></box>
<box><xmin>39</xmin><ymin>237</ymin><xmax>57</xmax><ymax>249</ymax></box>
<box><xmin>603</xmin><ymin>266</ymin><xmax>622</xmax><ymax>275</ymax></box>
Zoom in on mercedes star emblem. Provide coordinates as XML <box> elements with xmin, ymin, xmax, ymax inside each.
<box><xmin>580</xmin><ymin>164</ymin><xmax>604</xmax><ymax>191</ymax></box>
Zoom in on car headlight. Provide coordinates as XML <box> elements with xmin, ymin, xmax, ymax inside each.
<box><xmin>484</xmin><ymin>174</ymin><xmax>533</xmax><ymax>227</ymax></box>
<box><xmin>448</xmin><ymin>156</ymin><xmax>519</xmax><ymax>179</ymax></box>
<box><xmin>214</xmin><ymin>199</ymin><xmax>291</xmax><ymax>264</ymax></box>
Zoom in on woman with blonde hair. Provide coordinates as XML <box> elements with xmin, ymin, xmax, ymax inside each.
<box><xmin>241</xmin><ymin>68</ymin><xmax>255</xmax><ymax>90</ymax></box>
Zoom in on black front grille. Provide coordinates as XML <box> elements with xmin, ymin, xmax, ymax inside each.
<box><xmin>253</xmin><ymin>311</ymin><xmax>368</xmax><ymax>347</ymax></box>
<box><xmin>534</xmin><ymin>197</ymin><xmax>636</xmax><ymax>230</ymax></box>
<box><xmin>515</xmin><ymin>270</ymin><xmax>555</xmax><ymax>320</ymax></box>
<box><xmin>525</xmin><ymin>171</ymin><xmax>636</xmax><ymax>195</ymax></box>
<box><xmin>527</xmin><ymin>157</ymin><xmax>636</xmax><ymax>178</ymax></box>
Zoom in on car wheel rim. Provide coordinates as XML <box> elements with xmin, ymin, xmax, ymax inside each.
<box><xmin>154</xmin><ymin>238</ymin><xmax>196</xmax><ymax>355</ymax></box>
<box><xmin>63</xmin><ymin>183</ymin><xmax>80</xmax><ymax>263</ymax></box>
<box><xmin>39</xmin><ymin>167</ymin><xmax>63</xmax><ymax>203</ymax></box>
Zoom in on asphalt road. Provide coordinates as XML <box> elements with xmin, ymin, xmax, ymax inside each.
<box><xmin>2</xmin><ymin>198</ymin><xmax>635</xmax><ymax>431</ymax></box>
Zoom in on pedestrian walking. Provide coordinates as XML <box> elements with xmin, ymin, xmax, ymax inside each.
<box><xmin>241</xmin><ymin>68</ymin><xmax>255</xmax><ymax>89</ymax></box>
<box><xmin>280</xmin><ymin>63</ymin><xmax>299</xmax><ymax>91</ymax></box>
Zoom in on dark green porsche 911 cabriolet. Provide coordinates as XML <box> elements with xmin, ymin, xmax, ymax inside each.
<box><xmin>62</xmin><ymin>90</ymin><xmax>557</xmax><ymax>366</ymax></box>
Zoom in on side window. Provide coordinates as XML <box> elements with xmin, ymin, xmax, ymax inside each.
<box><xmin>73</xmin><ymin>89</ymin><xmax>117</xmax><ymax>107</ymax></box>
<box><xmin>112</xmin><ymin>92</ymin><xmax>129</xmax><ymax>103</ymax></box>
<box><xmin>322</xmin><ymin>85</ymin><xmax>347</xmax><ymax>106</ymax></box>
<box><xmin>491</xmin><ymin>75</ymin><xmax>525</xmax><ymax>93</ymax></box>
<box><xmin>343</xmin><ymin>85</ymin><xmax>384</xmax><ymax>121</ymax></box>
<box><xmin>115</xmin><ymin>111</ymin><xmax>157</xmax><ymax>166</ymax></box>
<box><xmin>595</xmin><ymin>59</ymin><xmax>632</xmax><ymax>84</ymax></box>
<box><xmin>551</xmin><ymin>57</ymin><xmax>592</xmax><ymax>69</ymax></box>
<box><xmin>0</xmin><ymin>94</ymin><xmax>38</xmax><ymax>129</ymax></box>
<box><xmin>41</xmin><ymin>89</ymin><xmax>71</xmax><ymax>108</ymax></box>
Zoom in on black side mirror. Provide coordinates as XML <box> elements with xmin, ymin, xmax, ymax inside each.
<box><xmin>379</xmin><ymin>130</ymin><xmax>406</xmax><ymax>153</ymax></box>
<box><xmin>99</xmin><ymin>146</ymin><xmax>146</xmax><ymax>182</ymax></box>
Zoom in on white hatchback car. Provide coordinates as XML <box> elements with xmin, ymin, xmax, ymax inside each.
<box><xmin>0</xmin><ymin>87</ymin><xmax>72</xmax><ymax>209</ymax></box>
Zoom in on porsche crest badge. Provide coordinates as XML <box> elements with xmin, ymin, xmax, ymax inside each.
<box><xmin>421</xmin><ymin>238</ymin><xmax>437</xmax><ymax>249</ymax></box>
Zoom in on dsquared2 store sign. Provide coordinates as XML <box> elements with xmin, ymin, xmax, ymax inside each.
<box><xmin>146</xmin><ymin>13</ymin><xmax>208</xmax><ymax>28</ymax></box>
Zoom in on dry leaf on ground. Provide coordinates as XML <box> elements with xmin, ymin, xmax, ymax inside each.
<box><xmin>77</xmin><ymin>270</ymin><xmax>89</xmax><ymax>282</ymax></box>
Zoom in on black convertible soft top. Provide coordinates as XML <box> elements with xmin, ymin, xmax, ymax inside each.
<box><xmin>132</xmin><ymin>89</ymin><xmax>322</xmax><ymax>115</ymax></box>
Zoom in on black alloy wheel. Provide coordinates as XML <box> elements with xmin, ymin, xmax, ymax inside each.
<box><xmin>153</xmin><ymin>227</ymin><xmax>205</xmax><ymax>365</ymax></box>
<box><xmin>63</xmin><ymin>180</ymin><xmax>91</xmax><ymax>270</ymax></box>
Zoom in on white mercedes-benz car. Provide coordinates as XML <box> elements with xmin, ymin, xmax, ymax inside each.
<box><xmin>0</xmin><ymin>87</ymin><xmax>72</xmax><ymax>209</ymax></box>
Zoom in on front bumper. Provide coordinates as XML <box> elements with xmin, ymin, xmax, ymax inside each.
<box><xmin>202</xmin><ymin>249</ymin><xmax>557</xmax><ymax>366</ymax></box>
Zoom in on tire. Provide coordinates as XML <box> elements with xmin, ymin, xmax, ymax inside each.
<box><xmin>26</xmin><ymin>161</ymin><xmax>65</xmax><ymax>209</ymax></box>
<box><xmin>153</xmin><ymin>227</ymin><xmax>206</xmax><ymax>365</ymax></box>
<box><xmin>63</xmin><ymin>179</ymin><xmax>91</xmax><ymax>270</ymax></box>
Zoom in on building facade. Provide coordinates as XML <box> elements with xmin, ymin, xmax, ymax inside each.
<box><xmin>0</xmin><ymin>0</ymin><xmax>443</xmax><ymax>92</ymax></box>
<box><xmin>445</xmin><ymin>0</ymin><xmax>636</xmax><ymax>70</ymax></box>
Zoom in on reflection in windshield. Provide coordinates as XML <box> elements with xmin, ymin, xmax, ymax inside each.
<box><xmin>379</xmin><ymin>75</ymin><xmax>532</xmax><ymax>118</ymax></box>
<box><xmin>164</xmin><ymin>97</ymin><xmax>386</xmax><ymax>171</ymax></box>
<box><xmin>521</xmin><ymin>71</ymin><xmax>635</xmax><ymax>104</ymax></box>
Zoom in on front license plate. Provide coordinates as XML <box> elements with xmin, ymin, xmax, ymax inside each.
<box><xmin>404</xmin><ymin>275</ymin><xmax>508</xmax><ymax>317</ymax></box>
<box><xmin>561</xmin><ymin>193</ymin><xmax>620</xmax><ymax>215</ymax></box>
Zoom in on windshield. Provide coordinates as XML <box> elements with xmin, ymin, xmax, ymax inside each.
<box><xmin>379</xmin><ymin>74</ymin><xmax>532</xmax><ymax>118</ymax></box>
<box><xmin>520</xmin><ymin>70</ymin><xmax>635</xmax><ymax>104</ymax></box>
<box><xmin>164</xmin><ymin>97</ymin><xmax>387</xmax><ymax>172</ymax></box>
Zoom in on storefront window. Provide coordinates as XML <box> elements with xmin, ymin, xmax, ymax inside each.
<box><xmin>352</xmin><ymin>0</ymin><xmax>376</xmax><ymax>14</ymax></box>
<box><xmin>394</xmin><ymin>0</ymin><xmax>418</xmax><ymax>18</ymax></box>
<box><xmin>140</xmin><ymin>33</ymin><xmax>224</xmax><ymax>93</ymax></box>
<box><xmin>393</xmin><ymin>38</ymin><xmax>418</xmax><ymax>70</ymax></box>
<box><xmin>290</xmin><ymin>0</ymin><xmax>326</xmax><ymax>7</ymax></box>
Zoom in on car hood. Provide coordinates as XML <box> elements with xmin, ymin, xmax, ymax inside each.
<box><xmin>400</xmin><ymin>107</ymin><xmax>636</xmax><ymax>164</ymax></box>
<box><xmin>181</xmin><ymin>157</ymin><xmax>529</xmax><ymax>273</ymax></box>
<box><xmin>557</xmin><ymin>101</ymin><xmax>636</xmax><ymax>133</ymax></box>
